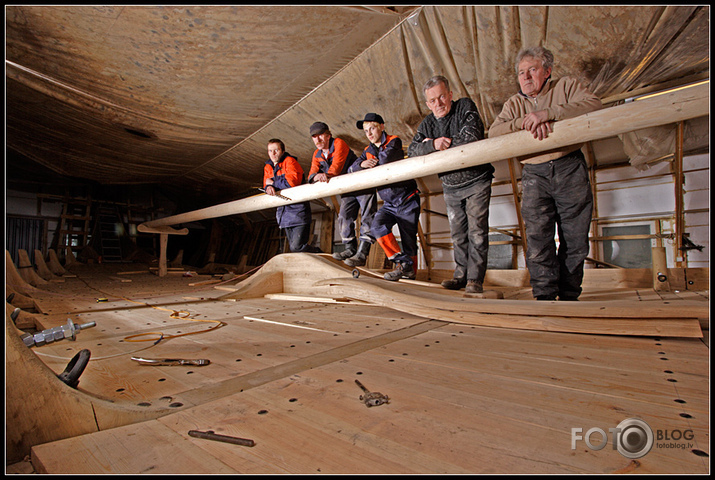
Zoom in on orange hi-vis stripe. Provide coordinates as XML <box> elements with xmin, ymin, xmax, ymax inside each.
<box><xmin>377</xmin><ymin>233</ymin><xmax>401</xmax><ymax>259</ymax></box>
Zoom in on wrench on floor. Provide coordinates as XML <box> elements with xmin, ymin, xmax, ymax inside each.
<box><xmin>355</xmin><ymin>379</ymin><xmax>390</xmax><ymax>407</ymax></box>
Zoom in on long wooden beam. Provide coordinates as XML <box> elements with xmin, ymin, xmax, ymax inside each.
<box><xmin>141</xmin><ymin>82</ymin><xmax>709</xmax><ymax>230</ymax></box>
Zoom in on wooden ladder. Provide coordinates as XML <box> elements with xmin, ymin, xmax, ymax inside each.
<box><xmin>96</xmin><ymin>205</ymin><xmax>124</xmax><ymax>262</ymax></box>
<box><xmin>58</xmin><ymin>196</ymin><xmax>92</xmax><ymax>261</ymax></box>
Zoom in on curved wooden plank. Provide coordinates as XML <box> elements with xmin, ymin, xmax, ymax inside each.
<box><xmin>137</xmin><ymin>224</ymin><xmax>189</xmax><ymax>235</ymax></box>
<box><xmin>140</xmin><ymin>83</ymin><xmax>709</xmax><ymax>228</ymax></box>
<box><xmin>215</xmin><ymin>253</ymin><xmax>704</xmax><ymax>337</ymax></box>
<box><xmin>318</xmin><ymin>278</ymin><xmax>701</xmax><ymax>337</ymax></box>
<box><xmin>5</xmin><ymin>310</ymin><xmax>180</xmax><ymax>464</ymax></box>
<box><xmin>314</xmin><ymin>276</ymin><xmax>707</xmax><ymax>320</ymax></box>
<box><xmin>6</xmin><ymin>250</ymin><xmax>38</xmax><ymax>295</ymax></box>
<box><xmin>17</xmin><ymin>249</ymin><xmax>48</xmax><ymax>286</ymax></box>
<box><xmin>47</xmin><ymin>249</ymin><xmax>67</xmax><ymax>276</ymax></box>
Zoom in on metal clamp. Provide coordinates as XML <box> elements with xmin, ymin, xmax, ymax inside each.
<box><xmin>21</xmin><ymin>319</ymin><xmax>96</xmax><ymax>347</ymax></box>
<box><xmin>355</xmin><ymin>379</ymin><xmax>390</xmax><ymax>407</ymax></box>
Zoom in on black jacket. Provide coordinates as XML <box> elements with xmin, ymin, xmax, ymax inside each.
<box><xmin>407</xmin><ymin>97</ymin><xmax>494</xmax><ymax>188</ymax></box>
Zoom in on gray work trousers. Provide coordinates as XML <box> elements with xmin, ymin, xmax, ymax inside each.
<box><xmin>338</xmin><ymin>191</ymin><xmax>377</xmax><ymax>244</ymax></box>
<box><xmin>443</xmin><ymin>176</ymin><xmax>492</xmax><ymax>283</ymax></box>
<box><xmin>521</xmin><ymin>150</ymin><xmax>593</xmax><ymax>299</ymax></box>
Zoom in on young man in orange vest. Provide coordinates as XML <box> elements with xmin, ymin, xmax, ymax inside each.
<box><xmin>347</xmin><ymin>113</ymin><xmax>420</xmax><ymax>281</ymax></box>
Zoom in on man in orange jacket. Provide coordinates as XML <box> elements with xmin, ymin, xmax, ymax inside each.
<box><xmin>264</xmin><ymin>138</ymin><xmax>321</xmax><ymax>253</ymax></box>
<box><xmin>308</xmin><ymin>121</ymin><xmax>377</xmax><ymax>262</ymax></box>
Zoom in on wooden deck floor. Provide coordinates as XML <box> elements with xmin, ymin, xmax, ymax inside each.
<box><xmin>7</xmin><ymin>258</ymin><xmax>710</xmax><ymax>474</ymax></box>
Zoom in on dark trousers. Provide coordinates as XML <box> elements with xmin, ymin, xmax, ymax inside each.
<box><xmin>443</xmin><ymin>176</ymin><xmax>492</xmax><ymax>283</ymax></box>
<box><xmin>338</xmin><ymin>191</ymin><xmax>377</xmax><ymax>244</ymax></box>
<box><xmin>521</xmin><ymin>150</ymin><xmax>593</xmax><ymax>299</ymax></box>
<box><xmin>284</xmin><ymin>224</ymin><xmax>319</xmax><ymax>253</ymax></box>
<box><xmin>371</xmin><ymin>194</ymin><xmax>421</xmax><ymax>258</ymax></box>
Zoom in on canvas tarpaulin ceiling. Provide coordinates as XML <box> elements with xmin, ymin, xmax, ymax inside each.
<box><xmin>5</xmin><ymin>5</ymin><xmax>710</xmax><ymax>204</ymax></box>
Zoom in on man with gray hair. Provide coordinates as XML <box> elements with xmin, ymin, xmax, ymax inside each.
<box><xmin>489</xmin><ymin>46</ymin><xmax>602</xmax><ymax>301</ymax></box>
<box><xmin>408</xmin><ymin>75</ymin><xmax>494</xmax><ymax>295</ymax></box>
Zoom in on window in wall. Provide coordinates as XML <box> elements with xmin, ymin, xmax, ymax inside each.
<box><xmin>487</xmin><ymin>233</ymin><xmax>514</xmax><ymax>270</ymax></box>
<box><xmin>6</xmin><ymin>216</ymin><xmax>44</xmax><ymax>265</ymax></box>
<box><xmin>602</xmin><ymin>224</ymin><xmax>652</xmax><ymax>268</ymax></box>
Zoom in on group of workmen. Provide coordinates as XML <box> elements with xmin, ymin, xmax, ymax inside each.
<box><xmin>263</xmin><ymin>46</ymin><xmax>602</xmax><ymax>301</ymax></box>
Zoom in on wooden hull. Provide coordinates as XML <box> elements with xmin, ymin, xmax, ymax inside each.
<box><xmin>6</xmin><ymin>253</ymin><xmax>710</xmax><ymax>473</ymax></box>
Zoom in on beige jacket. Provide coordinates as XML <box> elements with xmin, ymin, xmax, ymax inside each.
<box><xmin>488</xmin><ymin>76</ymin><xmax>602</xmax><ymax>164</ymax></box>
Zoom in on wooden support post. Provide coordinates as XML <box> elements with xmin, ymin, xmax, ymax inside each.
<box><xmin>47</xmin><ymin>249</ymin><xmax>67</xmax><ymax>276</ymax></box>
<box><xmin>583</xmin><ymin>142</ymin><xmax>600</xmax><ymax>264</ymax></box>
<box><xmin>320</xmin><ymin>210</ymin><xmax>334</xmax><ymax>254</ymax></box>
<box><xmin>6</xmin><ymin>250</ymin><xmax>36</xmax><ymax>295</ymax></box>
<box><xmin>416</xmin><ymin>220</ymin><xmax>430</xmax><ymax>274</ymax></box>
<box><xmin>329</xmin><ymin>196</ymin><xmax>341</xmax><ymax>214</ymax></box>
<box><xmin>159</xmin><ymin>234</ymin><xmax>168</xmax><ymax>277</ymax></box>
<box><xmin>507</xmin><ymin>158</ymin><xmax>527</xmax><ymax>262</ymax></box>
<box><xmin>673</xmin><ymin>121</ymin><xmax>685</xmax><ymax>267</ymax></box>
<box><xmin>416</xmin><ymin>179</ymin><xmax>432</xmax><ymax>277</ymax></box>
<box><xmin>136</xmin><ymin>224</ymin><xmax>188</xmax><ymax>277</ymax></box>
<box><xmin>652</xmin><ymin>246</ymin><xmax>671</xmax><ymax>292</ymax></box>
<box><xmin>17</xmin><ymin>249</ymin><xmax>48</xmax><ymax>286</ymax></box>
<box><xmin>33</xmin><ymin>249</ymin><xmax>62</xmax><ymax>282</ymax></box>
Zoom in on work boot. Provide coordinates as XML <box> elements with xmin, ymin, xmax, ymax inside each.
<box><xmin>384</xmin><ymin>260</ymin><xmax>416</xmax><ymax>282</ymax></box>
<box><xmin>344</xmin><ymin>241</ymin><xmax>371</xmax><ymax>267</ymax></box>
<box><xmin>464</xmin><ymin>280</ymin><xmax>483</xmax><ymax>294</ymax></box>
<box><xmin>441</xmin><ymin>277</ymin><xmax>467</xmax><ymax>290</ymax></box>
<box><xmin>332</xmin><ymin>240</ymin><xmax>357</xmax><ymax>261</ymax></box>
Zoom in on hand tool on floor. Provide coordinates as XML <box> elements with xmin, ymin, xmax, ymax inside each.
<box><xmin>257</xmin><ymin>187</ymin><xmax>292</xmax><ymax>201</ymax></box>
<box><xmin>188</xmin><ymin>430</ymin><xmax>255</xmax><ymax>447</ymax></box>
<box><xmin>20</xmin><ymin>319</ymin><xmax>96</xmax><ymax>347</ymax></box>
<box><xmin>131</xmin><ymin>357</ymin><xmax>210</xmax><ymax>366</ymax></box>
<box><xmin>355</xmin><ymin>379</ymin><xmax>390</xmax><ymax>407</ymax></box>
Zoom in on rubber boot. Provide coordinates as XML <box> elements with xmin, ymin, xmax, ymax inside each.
<box><xmin>384</xmin><ymin>255</ymin><xmax>416</xmax><ymax>281</ymax></box>
<box><xmin>344</xmin><ymin>241</ymin><xmax>371</xmax><ymax>267</ymax></box>
<box><xmin>332</xmin><ymin>239</ymin><xmax>357</xmax><ymax>261</ymax></box>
